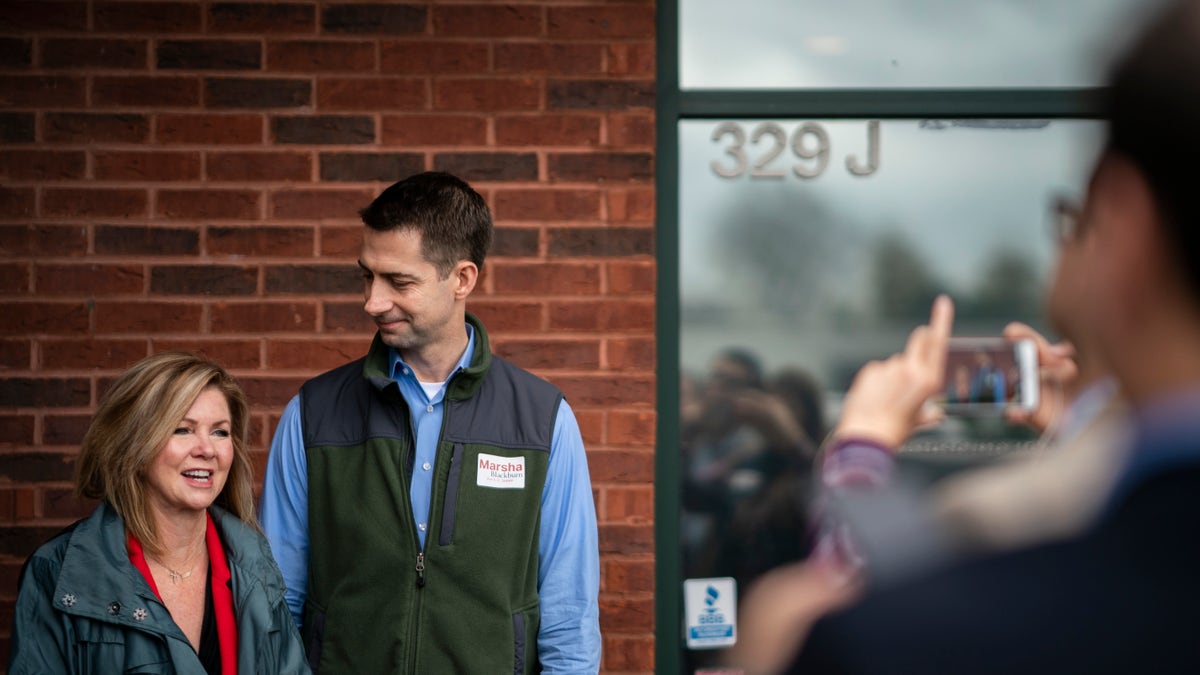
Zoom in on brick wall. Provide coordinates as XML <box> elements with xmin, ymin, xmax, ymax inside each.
<box><xmin>0</xmin><ymin>2</ymin><xmax>655</xmax><ymax>671</ymax></box>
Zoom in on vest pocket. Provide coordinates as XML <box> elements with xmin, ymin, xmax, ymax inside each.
<box><xmin>303</xmin><ymin>601</ymin><xmax>327</xmax><ymax>671</ymax></box>
<box><xmin>439</xmin><ymin>443</ymin><xmax>465</xmax><ymax>546</ymax></box>
<box><xmin>512</xmin><ymin>602</ymin><xmax>540</xmax><ymax>675</ymax></box>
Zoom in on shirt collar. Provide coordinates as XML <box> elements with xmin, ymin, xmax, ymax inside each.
<box><xmin>387</xmin><ymin>322</ymin><xmax>476</xmax><ymax>384</ymax></box>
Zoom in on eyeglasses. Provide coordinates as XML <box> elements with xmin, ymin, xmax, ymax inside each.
<box><xmin>1049</xmin><ymin>195</ymin><xmax>1084</xmax><ymax>244</ymax></box>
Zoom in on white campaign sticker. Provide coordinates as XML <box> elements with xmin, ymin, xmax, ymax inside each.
<box><xmin>476</xmin><ymin>453</ymin><xmax>525</xmax><ymax>489</ymax></box>
<box><xmin>684</xmin><ymin>577</ymin><xmax>737</xmax><ymax>650</ymax></box>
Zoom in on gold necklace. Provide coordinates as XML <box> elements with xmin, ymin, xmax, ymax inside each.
<box><xmin>149</xmin><ymin>544</ymin><xmax>204</xmax><ymax>585</ymax></box>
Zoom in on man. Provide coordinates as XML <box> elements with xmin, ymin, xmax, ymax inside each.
<box><xmin>260</xmin><ymin>172</ymin><xmax>600</xmax><ymax>673</ymax></box>
<box><xmin>779</xmin><ymin>1</ymin><xmax>1200</xmax><ymax>671</ymax></box>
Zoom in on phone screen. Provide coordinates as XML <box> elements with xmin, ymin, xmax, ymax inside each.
<box><xmin>936</xmin><ymin>337</ymin><xmax>1038</xmax><ymax>415</ymax></box>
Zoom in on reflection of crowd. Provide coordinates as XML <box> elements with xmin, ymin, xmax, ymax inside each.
<box><xmin>681</xmin><ymin>348</ymin><xmax>826</xmax><ymax>587</ymax></box>
<box><xmin>945</xmin><ymin>350</ymin><xmax>1013</xmax><ymax>406</ymax></box>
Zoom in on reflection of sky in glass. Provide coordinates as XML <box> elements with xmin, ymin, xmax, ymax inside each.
<box><xmin>681</xmin><ymin>0</ymin><xmax>1164</xmax><ymax>89</ymax></box>
<box><xmin>679</xmin><ymin>119</ymin><xmax>1104</xmax><ymax>383</ymax></box>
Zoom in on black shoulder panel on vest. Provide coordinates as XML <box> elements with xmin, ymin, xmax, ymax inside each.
<box><xmin>299</xmin><ymin>357</ymin><xmax>406</xmax><ymax>447</ymax></box>
<box><xmin>442</xmin><ymin>356</ymin><xmax>562</xmax><ymax>453</ymax></box>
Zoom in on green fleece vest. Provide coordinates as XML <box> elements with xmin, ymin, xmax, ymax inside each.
<box><xmin>299</xmin><ymin>315</ymin><xmax>561</xmax><ymax>674</ymax></box>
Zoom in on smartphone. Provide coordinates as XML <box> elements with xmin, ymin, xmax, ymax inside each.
<box><xmin>937</xmin><ymin>337</ymin><xmax>1038</xmax><ymax>416</ymax></box>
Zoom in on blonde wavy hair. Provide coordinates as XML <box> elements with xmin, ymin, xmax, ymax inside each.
<box><xmin>75</xmin><ymin>351</ymin><xmax>256</xmax><ymax>554</ymax></box>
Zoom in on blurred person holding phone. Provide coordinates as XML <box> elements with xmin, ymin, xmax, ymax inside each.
<box><xmin>735</xmin><ymin>0</ymin><xmax>1200</xmax><ymax>671</ymax></box>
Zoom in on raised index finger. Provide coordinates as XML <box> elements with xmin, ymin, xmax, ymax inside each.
<box><xmin>925</xmin><ymin>294</ymin><xmax>955</xmax><ymax>374</ymax></box>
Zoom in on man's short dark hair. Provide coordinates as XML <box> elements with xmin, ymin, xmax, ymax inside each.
<box><xmin>1105</xmin><ymin>0</ymin><xmax>1200</xmax><ymax>299</ymax></box>
<box><xmin>359</xmin><ymin>171</ymin><xmax>493</xmax><ymax>278</ymax></box>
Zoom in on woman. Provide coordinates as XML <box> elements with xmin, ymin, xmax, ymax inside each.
<box><xmin>9</xmin><ymin>352</ymin><xmax>308</xmax><ymax>674</ymax></box>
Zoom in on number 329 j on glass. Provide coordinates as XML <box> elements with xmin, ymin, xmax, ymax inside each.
<box><xmin>710</xmin><ymin>121</ymin><xmax>880</xmax><ymax>180</ymax></box>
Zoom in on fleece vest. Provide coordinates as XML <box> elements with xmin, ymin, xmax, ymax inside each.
<box><xmin>299</xmin><ymin>315</ymin><xmax>562</xmax><ymax>674</ymax></box>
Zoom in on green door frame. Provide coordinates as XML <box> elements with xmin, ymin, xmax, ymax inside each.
<box><xmin>653</xmin><ymin>3</ymin><xmax>1106</xmax><ymax>672</ymax></box>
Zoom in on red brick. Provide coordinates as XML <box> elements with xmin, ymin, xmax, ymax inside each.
<box><xmin>433</xmin><ymin>152</ymin><xmax>537</xmax><ymax>183</ymax></box>
<box><xmin>42</xmin><ymin>414</ymin><xmax>92</xmax><ymax>445</ymax></box>
<box><xmin>493</xmin><ymin>339</ymin><xmax>599</xmax><ymax>371</ymax></box>
<box><xmin>0</xmin><ymin>225</ymin><xmax>87</xmax><ymax>257</ymax></box>
<box><xmin>381</xmin><ymin>114</ymin><xmax>486</xmax><ymax>146</ymax></box>
<box><xmin>94</xmin><ymin>2</ymin><xmax>202</xmax><ymax>33</ymax></box>
<box><xmin>493</xmin><ymin>188</ymin><xmax>601</xmax><ymax>222</ymax></box>
<box><xmin>207</xmin><ymin>151</ymin><xmax>313</xmax><ymax>182</ymax></box>
<box><xmin>598</xmin><ymin>522</ymin><xmax>653</xmax><ymax>554</ymax></box>
<box><xmin>548</xmin><ymin>152</ymin><xmax>652</xmax><ymax>182</ymax></box>
<box><xmin>322</xmin><ymin>301</ymin><xmax>374</xmax><ymax>334</ymax></box>
<box><xmin>95</xmin><ymin>225</ymin><xmax>199</xmax><ymax>256</ymax></box>
<box><xmin>318</xmin><ymin>226</ymin><xmax>360</xmax><ymax>257</ymax></box>
<box><xmin>0</xmin><ymin>302</ymin><xmax>89</xmax><ymax>334</ymax></box>
<box><xmin>0</xmin><ymin>111</ymin><xmax>35</xmax><ymax>142</ymax></box>
<box><xmin>0</xmin><ymin>414</ymin><xmax>35</xmax><ymax>447</ymax></box>
<box><xmin>209</xmin><ymin>3</ymin><xmax>316</xmax><ymax>34</ymax></box>
<box><xmin>608</xmin><ymin>261</ymin><xmax>655</xmax><ymax>295</ymax></box>
<box><xmin>157</xmin><ymin>113</ymin><xmax>263</xmax><ymax>145</ymax></box>
<box><xmin>602</xmin><ymin>486</ymin><xmax>653</xmax><ymax>523</ymax></box>
<box><xmin>316</xmin><ymin>77</ymin><xmax>427</xmax><ymax>111</ymax></box>
<box><xmin>210</xmin><ymin>301</ymin><xmax>317</xmax><ymax>333</ymax></box>
<box><xmin>237</xmin><ymin>376</ymin><xmax>307</xmax><ymax>407</ymax></box>
<box><xmin>206</xmin><ymin>77</ymin><xmax>311</xmax><ymax>109</ymax></box>
<box><xmin>607</xmin><ymin>113</ymin><xmax>654</xmax><ymax>148</ymax></box>
<box><xmin>464</xmin><ymin>300</ymin><xmax>543</xmax><ymax>332</ymax></box>
<box><xmin>157</xmin><ymin>189</ymin><xmax>261</xmax><ymax>221</ymax></box>
<box><xmin>0</xmin><ymin>2</ymin><xmax>88</xmax><ymax>32</ymax></box>
<box><xmin>495</xmin><ymin>43</ymin><xmax>603</xmax><ymax>74</ymax></box>
<box><xmin>607</xmin><ymin>336</ymin><xmax>654</xmax><ymax>371</ymax></box>
<box><xmin>266</xmin><ymin>265</ymin><xmax>357</xmax><ymax>295</ymax></box>
<box><xmin>40</xmin><ymin>38</ymin><xmax>148</xmax><ymax>70</ymax></box>
<box><xmin>44</xmin><ymin>113</ymin><xmax>149</xmax><ymax>144</ymax></box>
<box><xmin>607</xmin><ymin>187</ymin><xmax>654</xmax><ymax>222</ymax></box>
<box><xmin>0</xmin><ymin>263</ymin><xmax>30</xmax><ymax>294</ymax></box>
<box><xmin>491</xmin><ymin>227</ymin><xmax>539</xmax><ymax>257</ymax></box>
<box><xmin>0</xmin><ymin>340</ymin><xmax>31</xmax><ymax>369</ymax></box>
<box><xmin>553</xmin><ymin>374</ymin><xmax>653</xmax><ymax>407</ymax></box>
<box><xmin>495</xmin><ymin>114</ymin><xmax>601</xmax><ymax>147</ymax></box>
<box><xmin>549</xmin><ymin>226</ymin><xmax>652</xmax><ymax>257</ymax></box>
<box><xmin>92</xmin><ymin>76</ymin><xmax>200</xmax><ymax>108</ymax></box>
<box><xmin>574</xmin><ymin>408</ymin><xmax>604</xmax><ymax>445</ymax></box>
<box><xmin>433</xmin><ymin>4</ymin><xmax>542</xmax><ymax>37</ymax></box>
<box><xmin>208</xmin><ymin>225</ymin><xmax>313</xmax><ymax>257</ymax></box>
<box><xmin>42</xmin><ymin>188</ymin><xmax>147</xmax><ymax>219</ymax></box>
<box><xmin>548</xmin><ymin>6</ymin><xmax>655</xmax><ymax>39</ymax></box>
<box><xmin>380</xmin><ymin>41</ymin><xmax>489</xmax><ymax>74</ymax></box>
<box><xmin>266</xmin><ymin>339</ymin><xmax>366</xmax><ymax>370</ymax></box>
<box><xmin>602</xmin><ymin>634</ymin><xmax>654</xmax><ymax>671</ymax></box>
<box><xmin>0</xmin><ymin>488</ymin><xmax>38</xmax><ymax>520</ymax></box>
<box><xmin>0</xmin><ymin>188</ymin><xmax>34</xmax><ymax>218</ymax></box>
<box><xmin>267</xmin><ymin>40</ymin><xmax>375</xmax><ymax>72</ymax></box>
<box><xmin>602</xmin><ymin>558</ymin><xmax>654</xmax><ymax>593</ymax></box>
<box><xmin>271</xmin><ymin>188</ymin><xmax>372</xmax><ymax>220</ymax></box>
<box><xmin>0</xmin><ymin>37</ymin><xmax>32</xmax><ymax>68</ymax></box>
<box><xmin>600</xmin><ymin>595</ymin><xmax>654</xmax><ymax>633</ymax></box>
<box><xmin>434</xmin><ymin>78</ymin><xmax>541</xmax><ymax>112</ymax></box>
<box><xmin>150</xmin><ymin>264</ymin><xmax>257</xmax><ymax>296</ymax></box>
<box><xmin>39</xmin><ymin>339</ymin><xmax>148</xmax><ymax>370</ymax></box>
<box><xmin>272</xmin><ymin>115</ymin><xmax>374</xmax><ymax>144</ymax></box>
<box><xmin>43</xmin><ymin>489</ymin><xmax>98</xmax><ymax>520</ymax></box>
<box><xmin>93</xmin><ymin>151</ymin><xmax>201</xmax><ymax>182</ymax></box>
<box><xmin>492</xmin><ymin>262</ymin><xmax>601</xmax><ymax>295</ymax></box>
<box><xmin>609</xmin><ymin>409</ymin><xmax>655</xmax><ymax>447</ymax></box>
<box><xmin>152</xmin><ymin>339</ymin><xmax>261</xmax><ymax>369</ymax></box>
<box><xmin>321</xmin><ymin>152</ymin><xmax>424</xmax><ymax>182</ymax></box>
<box><xmin>35</xmin><ymin>264</ymin><xmax>144</xmax><ymax>295</ymax></box>
<box><xmin>606</xmin><ymin>43</ymin><xmax>656</xmax><ymax>76</ymax></box>
<box><xmin>321</xmin><ymin>4</ymin><xmax>426</xmax><ymax>36</ymax></box>
<box><xmin>549</xmin><ymin>79</ymin><xmax>654</xmax><ymax>111</ymax></box>
<box><xmin>0</xmin><ymin>75</ymin><xmax>85</xmax><ymax>107</ymax></box>
<box><xmin>94</xmin><ymin>302</ymin><xmax>203</xmax><ymax>333</ymax></box>
<box><xmin>0</xmin><ymin>151</ymin><xmax>85</xmax><ymax>181</ymax></box>
<box><xmin>549</xmin><ymin>299</ymin><xmax>654</xmax><ymax>331</ymax></box>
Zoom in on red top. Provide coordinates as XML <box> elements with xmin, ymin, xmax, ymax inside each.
<box><xmin>128</xmin><ymin>512</ymin><xmax>238</xmax><ymax>675</ymax></box>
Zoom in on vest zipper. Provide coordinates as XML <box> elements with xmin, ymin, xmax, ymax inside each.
<box><xmin>415</xmin><ymin>551</ymin><xmax>426</xmax><ymax>587</ymax></box>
